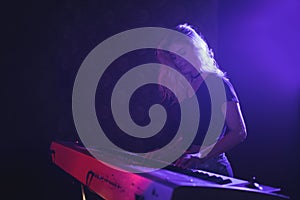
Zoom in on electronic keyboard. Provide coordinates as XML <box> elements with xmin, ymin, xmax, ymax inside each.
<box><xmin>50</xmin><ymin>141</ymin><xmax>289</xmax><ymax>200</ymax></box>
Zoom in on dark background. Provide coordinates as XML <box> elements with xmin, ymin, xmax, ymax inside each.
<box><xmin>2</xmin><ymin>0</ymin><xmax>299</xmax><ymax>199</ymax></box>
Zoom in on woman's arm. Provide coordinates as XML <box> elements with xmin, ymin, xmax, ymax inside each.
<box><xmin>203</xmin><ymin>101</ymin><xmax>247</xmax><ymax>159</ymax></box>
<box><xmin>174</xmin><ymin>101</ymin><xmax>247</xmax><ymax>168</ymax></box>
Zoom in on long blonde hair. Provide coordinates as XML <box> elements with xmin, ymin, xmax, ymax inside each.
<box><xmin>157</xmin><ymin>23</ymin><xmax>225</xmax><ymax>103</ymax></box>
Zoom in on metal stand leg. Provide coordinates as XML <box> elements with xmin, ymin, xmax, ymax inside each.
<box><xmin>81</xmin><ymin>184</ymin><xmax>87</xmax><ymax>200</ymax></box>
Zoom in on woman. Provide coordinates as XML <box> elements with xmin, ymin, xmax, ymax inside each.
<box><xmin>156</xmin><ymin>24</ymin><xmax>247</xmax><ymax>177</ymax></box>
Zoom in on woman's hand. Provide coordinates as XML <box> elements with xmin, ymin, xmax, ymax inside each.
<box><xmin>173</xmin><ymin>153</ymin><xmax>208</xmax><ymax>169</ymax></box>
